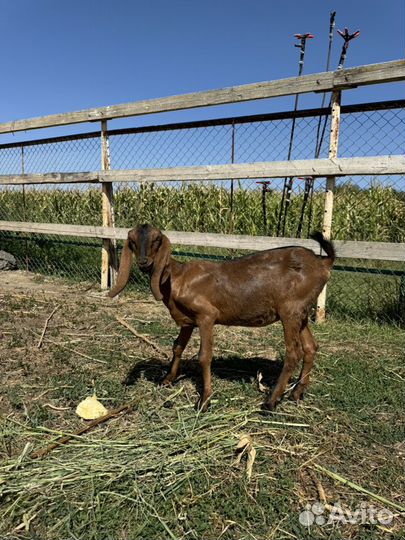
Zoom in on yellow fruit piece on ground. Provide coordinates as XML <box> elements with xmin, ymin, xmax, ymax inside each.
<box><xmin>76</xmin><ymin>394</ymin><xmax>108</xmax><ymax>420</ymax></box>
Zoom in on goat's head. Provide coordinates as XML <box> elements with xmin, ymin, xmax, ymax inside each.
<box><xmin>108</xmin><ymin>224</ymin><xmax>171</xmax><ymax>301</ymax></box>
<box><xmin>128</xmin><ymin>224</ymin><xmax>162</xmax><ymax>272</ymax></box>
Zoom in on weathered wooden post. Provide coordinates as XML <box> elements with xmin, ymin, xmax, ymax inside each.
<box><xmin>100</xmin><ymin>120</ymin><xmax>117</xmax><ymax>289</ymax></box>
<box><xmin>315</xmin><ymin>89</ymin><xmax>341</xmax><ymax>323</ymax></box>
<box><xmin>21</xmin><ymin>146</ymin><xmax>29</xmax><ymax>271</ymax></box>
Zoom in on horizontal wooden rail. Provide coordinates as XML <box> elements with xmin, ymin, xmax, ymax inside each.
<box><xmin>0</xmin><ymin>155</ymin><xmax>404</xmax><ymax>186</ymax></box>
<box><xmin>0</xmin><ymin>60</ymin><xmax>403</xmax><ymax>134</ymax></box>
<box><xmin>0</xmin><ymin>99</ymin><xmax>403</xmax><ymax>152</ymax></box>
<box><xmin>1</xmin><ymin>221</ymin><xmax>403</xmax><ymax>262</ymax></box>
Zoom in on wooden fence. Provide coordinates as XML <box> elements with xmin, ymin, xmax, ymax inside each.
<box><xmin>1</xmin><ymin>59</ymin><xmax>404</xmax><ymax>322</ymax></box>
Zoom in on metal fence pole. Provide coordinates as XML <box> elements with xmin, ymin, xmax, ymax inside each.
<box><xmin>316</xmin><ymin>89</ymin><xmax>341</xmax><ymax>323</ymax></box>
<box><xmin>100</xmin><ymin>120</ymin><xmax>117</xmax><ymax>289</ymax></box>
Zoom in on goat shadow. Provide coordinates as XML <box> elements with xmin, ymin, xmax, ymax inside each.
<box><xmin>123</xmin><ymin>354</ymin><xmax>284</xmax><ymax>391</ymax></box>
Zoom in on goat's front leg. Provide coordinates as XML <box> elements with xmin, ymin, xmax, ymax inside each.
<box><xmin>197</xmin><ymin>318</ymin><xmax>215</xmax><ymax>412</ymax></box>
<box><xmin>263</xmin><ymin>319</ymin><xmax>303</xmax><ymax>411</ymax></box>
<box><xmin>162</xmin><ymin>325</ymin><xmax>194</xmax><ymax>386</ymax></box>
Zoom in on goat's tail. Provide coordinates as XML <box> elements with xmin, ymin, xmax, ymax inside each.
<box><xmin>310</xmin><ymin>231</ymin><xmax>336</xmax><ymax>266</ymax></box>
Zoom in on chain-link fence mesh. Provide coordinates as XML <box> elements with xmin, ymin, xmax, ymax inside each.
<box><xmin>0</xmin><ymin>101</ymin><xmax>404</xmax><ymax>323</ymax></box>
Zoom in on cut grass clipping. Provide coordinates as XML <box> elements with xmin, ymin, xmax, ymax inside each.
<box><xmin>1</xmin><ymin>390</ymin><xmax>404</xmax><ymax>538</ymax></box>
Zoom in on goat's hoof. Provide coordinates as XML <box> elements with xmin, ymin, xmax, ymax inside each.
<box><xmin>160</xmin><ymin>376</ymin><xmax>174</xmax><ymax>387</ymax></box>
<box><xmin>291</xmin><ymin>388</ymin><xmax>305</xmax><ymax>402</ymax></box>
<box><xmin>261</xmin><ymin>399</ymin><xmax>278</xmax><ymax>412</ymax></box>
<box><xmin>196</xmin><ymin>397</ymin><xmax>210</xmax><ymax>413</ymax></box>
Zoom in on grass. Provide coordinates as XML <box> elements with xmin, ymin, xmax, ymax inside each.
<box><xmin>0</xmin><ymin>272</ymin><xmax>404</xmax><ymax>539</ymax></box>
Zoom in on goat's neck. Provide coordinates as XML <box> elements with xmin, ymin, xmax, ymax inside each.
<box><xmin>169</xmin><ymin>256</ymin><xmax>184</xmax><ymax>278</ymax></box>
<box><xmin>158</xmin><ymin>257</ymin><xmax>184</xmax><ymax>303</ymax></box>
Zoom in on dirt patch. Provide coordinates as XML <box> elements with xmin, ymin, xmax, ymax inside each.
<box><xmin>1</xmin><ymin>270</ymin><xmax>80</xmax><ymax>295</ymax></box>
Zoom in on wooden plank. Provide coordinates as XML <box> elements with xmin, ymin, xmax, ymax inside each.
<box><xmin>0</xmin><ymin>60</ymin><xmax>403</xmax><ymax>134</ymax></box>
<box><xmin>323</xmin><ymin>90</ymin><xmax>342</xmax><ymax>239</ymax></box>
<box><xmin>1</xmin><ymin>220</ymin><xmax>404</xmax><ymax>261</ymax></box>
<box><xmin>334</xmin><ymin>240</ymin><xmax>405</xmax><ymax>261</ymax></box>
<box><xmin>100</xmin><ymin>120</ymin><xmax>117</xmax><ymax>289</ymax></box>
<box><xmin>333</xmin><ymin>59</ymin><xmax>405</xmax><ymax>87</ymax></box>
<box><xmin>316</xmin><ymin>90</ymin><xmax>341</xmax><ymax>322</ymax></box>
<box><xmin>0</xmin><ymin>155</ymin><xmax>404</xmax><ymax>186</ymax></box>
<box><xmin>0</xmin><ymin>171</ymin><xmax>100</xmax><ymax>185</ymax></box>
<box><xmin>0</xmin><ymin>99</ymin><xmax>403</xmax><ymax>152</ymax></box>
<box><xmin>101</xmin><ymin>120</ymin><xmax>109</xmax><ymax>290</ymax></box>
<box><xmin>0</xmin><ymin>221</ymin><xmax>123</xmax><ymax>239</ymax></box>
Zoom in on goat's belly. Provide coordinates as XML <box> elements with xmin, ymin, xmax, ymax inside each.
<box><xmin>217</xmin><ymin>311</ymin><xmax>278</xmax><ymax>327</ymax></box>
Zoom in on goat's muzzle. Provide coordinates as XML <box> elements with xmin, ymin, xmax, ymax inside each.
<box><xmin>138</xmin><ymin>258</ymin><xmax>153</xmax><ymax>273</ymax></box>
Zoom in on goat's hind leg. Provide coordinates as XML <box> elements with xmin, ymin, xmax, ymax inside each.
<box><xmin>262</xmin><ymin>317</ymin><xmax>303</xmax><ymax>411</ymax></box>
<box><xmin>197</xmin><ymin>317</ymin><xmax>215</xmax><ymax>412</ymax></box>
<box><xmin>291</xmin><ymin>321</ymin><xmax>318</xmax><ymax>402</ymax></box>
<box><xmin>162</xmin><ymin>326</ymin><xmax>194</xmax><ymax>385</ymax></box>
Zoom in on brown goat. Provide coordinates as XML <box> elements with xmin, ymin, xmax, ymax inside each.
<box><xmin>109</xmin><ymin>225</ymin><xmax>335</xmax><ymax>411</ymax></box>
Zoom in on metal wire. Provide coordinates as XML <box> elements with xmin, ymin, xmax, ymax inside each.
<box><xmin>0</xmin><ymin>101</ymin><xmax>404</xmax><ymax>323</ymax></box>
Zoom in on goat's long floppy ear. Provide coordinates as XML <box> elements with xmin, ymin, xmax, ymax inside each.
<box><xmin>108</xmin><ymin>239</ymin><xmax>133</xmax><ymax>298</ymax></box>
<box><xmin>150</xmin><ymin>235</ymin><xmax>171</xmax><ymax>301</ymax></box>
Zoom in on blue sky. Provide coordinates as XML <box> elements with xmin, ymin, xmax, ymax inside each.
<box><xmin>0</xmin><ymin>0</ymin><xmax>403</xmax><ymax>142</ymax></box>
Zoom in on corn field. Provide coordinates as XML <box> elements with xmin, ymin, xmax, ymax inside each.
<box><xmin>1</xmin><ymin>182</ymin><xmax>404</xmax><ymax>241</ymax></box>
